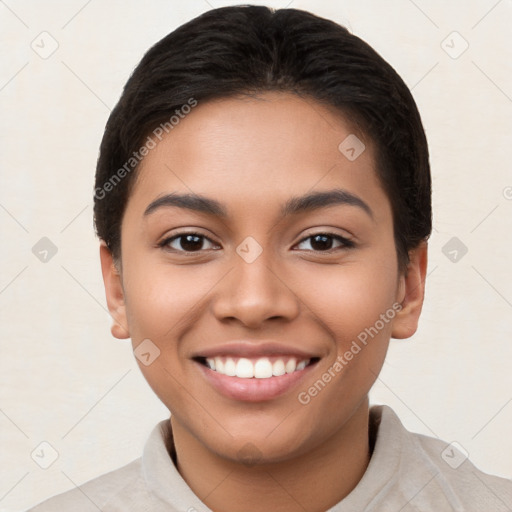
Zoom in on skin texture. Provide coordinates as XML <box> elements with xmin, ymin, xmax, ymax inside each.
<box><xmin>100</xmin><ymin>92</ymin><xmax>428</xmax><ymax>512</ymax></box>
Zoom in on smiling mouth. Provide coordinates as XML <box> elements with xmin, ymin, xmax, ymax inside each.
<box><xmin>194</xmin><ymin>356</ymin><xmax>320</xmax><ymax>379</ymax></box>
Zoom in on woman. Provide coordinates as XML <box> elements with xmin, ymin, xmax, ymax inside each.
<box><xmin>28</xmin><ymin>5</ymin><xmax>512</xmax><ymax>511</ymax></box>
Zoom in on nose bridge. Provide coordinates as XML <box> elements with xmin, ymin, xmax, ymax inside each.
<box><xmin>212</xmin><ymin>236</ymin><xmax>300</xmax><ymax>326</ymax></box>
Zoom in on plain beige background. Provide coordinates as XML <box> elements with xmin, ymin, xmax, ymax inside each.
<box><xmin>1</xmin><ymin>1</ymin><xmax>511</xmax><ymax>510</ymax></box>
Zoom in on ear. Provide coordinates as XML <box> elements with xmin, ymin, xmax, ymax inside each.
<box><xmin>99</xmin><ymin>240</ymin><xmax>130</xmax><ymax>339</ymax></box>
<box><xmin>391</xmin><ymin>241</ymin><xmax>428</xmax><ymax>339</ymax></box>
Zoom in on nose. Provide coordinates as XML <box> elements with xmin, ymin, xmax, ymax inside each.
<box><xmin>211</xmin><ymin>247</ymin><xmax>300</xmax><ymax>329</ymax></box>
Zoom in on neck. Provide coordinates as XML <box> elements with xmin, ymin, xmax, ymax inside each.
<box><xmin>169</xmin><ymin>397</ymin><xmax>372</xmax><ymax>512</ymax></box>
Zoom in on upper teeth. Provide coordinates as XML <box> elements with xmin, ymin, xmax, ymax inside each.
<box><xmin>205</xmin><ymin>357</ymin><xmax>310</xmax><ymax>379</ymax></box>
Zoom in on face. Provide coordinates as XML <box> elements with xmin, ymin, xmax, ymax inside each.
<box><xmin>100</xmin><ymin>92</ymin><xmax>427</xmax><ymax>464</ymax></box>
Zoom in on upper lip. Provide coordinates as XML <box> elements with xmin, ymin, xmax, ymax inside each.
<box><xmin>191</xmin><ymin>341</ymin><xmax>321</xmax><ymax>360</ymax></box>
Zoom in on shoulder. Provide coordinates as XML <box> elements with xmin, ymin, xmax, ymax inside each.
<box><xmin>25</xmin><ymin>458</ymin><xmax>148</xmax><ymax>512</ymax></box>
<box><xmin>412</xmin><ymin>430</ymin><xmax>512</xmax><ymax>508</ymax></box>
<box><xmin>378</xmin><ymin>405</ymin><xmax>512</xmax><ymax>511</ymax></box>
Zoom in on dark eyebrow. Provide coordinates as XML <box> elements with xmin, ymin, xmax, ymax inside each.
<box><xmin>143</xmin><ymin>188</ymin><xmax>373</xmax><ymax>219</ymax></box>
<box><xmin>281</xmin><ymin>188</ymin><xmax>373</xmax><ymax>219</ymax></box>
<box><xmin>144</xmin><ymin>192</ymin><xmax>227</xmax><ymax>217</ymax></box>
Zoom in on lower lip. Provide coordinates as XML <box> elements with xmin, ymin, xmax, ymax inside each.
<box><xmin>195</xmin><ymin>361</ymin><xmax>318</xmax><ymax>402</ymax></box>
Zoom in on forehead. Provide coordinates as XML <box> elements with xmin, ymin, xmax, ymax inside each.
<box><xmin>127</xmin><ymin>92</ymin><xmax>388</xmax><ymax>222</ymax></box>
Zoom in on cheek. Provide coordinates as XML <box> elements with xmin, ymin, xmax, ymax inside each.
<box><xmin>124</xmin><ymin>263</ymin><xmax>212</xmax><ymax>342</ymax></box>
<box><xmin>299</xmin><ymin>258</ymin><xmax>399</xmax><ymax>344</ymax></box>
<box><xmin>122</xmin><ymin>265</ymin><xmax>200</xmax><ymax>414</ymax></box>
<box><xmin>293</xmin><ymin>263</ymin><xmax>397</xmax><ymax>429</ymax></box>
<box><xmin>296</xmin><ymin>250</ymin><xmax>398</xmax><ymax>397</ymax></box>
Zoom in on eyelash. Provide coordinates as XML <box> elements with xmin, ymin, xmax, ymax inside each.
<box><xmin>157</xmin><ymin>231</ymin><xmax>356</xmax><ymax>254</ymax></box>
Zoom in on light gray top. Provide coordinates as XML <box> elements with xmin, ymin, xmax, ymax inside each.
<box><xmin>26</xmin><ymin>405</ymin><xmax>512</xmax><ymax>511</ymax></box>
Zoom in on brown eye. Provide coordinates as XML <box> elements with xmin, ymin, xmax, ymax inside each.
<box><xmin>295</xmin><ymin>233</ymin><xmax>355</xmax><ymax>252</ymax></box>
<box><xmin>159</xmin><ymin>232</ymin><xmax>219</xmax><ymax>253</ymax></box>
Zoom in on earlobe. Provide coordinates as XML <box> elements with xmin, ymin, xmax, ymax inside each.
<box><xmin>99</xmin><ymin>241</ymin><xmax>130</xmax><ymax>339</ymax></box>
<box><xmin>391</xmin><ymin>241</ymin><xmax>428</xmax><ymax>340</ymax></box>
